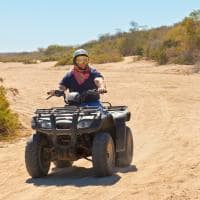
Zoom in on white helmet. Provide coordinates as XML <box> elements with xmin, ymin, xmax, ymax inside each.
<box><xmin>73</xmin><ymin>49</ymin><xmax>89</xmax><ymax>66</ymax></box>
<box><xmin>73</xmin><ymin>49</ymin><xmax>89</xmax><ymax>59</ymax></box>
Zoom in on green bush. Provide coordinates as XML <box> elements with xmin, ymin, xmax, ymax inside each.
<box><xmin>0</xmin><ymin>86</ymin><xmax>19</xmax><ymax>138</ymax></box>
<box><xmin>54</xmin><ymin>43</ymin><xmax>123</xmax><ymax>66</ymax></box>
<box><xmin>90</xmin><ymin>51</ymin><xmax>123</xmax><ymax>64</ymax></box>
<box><xmin>55</xmin><ymin>55</ymin><xmax>72</xmax><ymax>66</ymax></box>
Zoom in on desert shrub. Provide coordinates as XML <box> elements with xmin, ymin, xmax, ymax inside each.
<box><xmin>55</xmin><ymin>40</ymin><xmax>123</xmax><ymax>66</ymax></box>
<box><xmin>54</xmin><ymin>48</ymin><xmax>75</xmax><ymax>66</ymax></box>
<box><xmin>23</xmin><ymin>59</ymin><xmax>37</xmax><ymax>64</ymax></box>
<box><xmin>55</xmin><ymin>55</ymin><xmax>72</xmax><ymax>66</ymax></box>
<box><xmin>89</xmin><ymin>49</ymin><xmax>123</xmax><ymax>64</ymax></box>
<box><xmin>55</xmin><ymin>50</ymin><xmax>123</xmax><ymax>66</ymax></box>
<box><xmin>0</xmin><ymin>86</ymin><xmax>19</xmax><ymax>138</ymax></box>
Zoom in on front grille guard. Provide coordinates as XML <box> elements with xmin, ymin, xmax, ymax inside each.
<box><xmin>34</xmin><ymin>106</ymin><xmax>101</xmax><ymax>134</ymax></box>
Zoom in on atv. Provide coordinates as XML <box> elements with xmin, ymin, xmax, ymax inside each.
<box><xmin>25</xmin><ymin>89</ymin><xmax>133</xmax><ymax>178</ymax></box>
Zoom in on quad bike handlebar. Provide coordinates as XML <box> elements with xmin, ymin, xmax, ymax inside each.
<box><xmin>46</xmin><ymin>90</ymin><xmax>65</xmax><ymax>100</ymax></box>
<box><xmin>46</xmin><ymin>90</ymin><xmax>65</xmax><ymax>99</ymax></box>
<box><xmin>46</xmin><ymin>89</ymin><xmax>107</xmax><ymax>103</ymax></box>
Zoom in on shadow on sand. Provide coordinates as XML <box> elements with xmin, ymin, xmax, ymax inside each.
<box><xmin>26</xmin><ymin>165</ymin><xmax>137</xmax><ymax>187</ymax></box>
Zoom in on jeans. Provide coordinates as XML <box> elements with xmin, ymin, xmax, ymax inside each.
<box><xmin>80</xmin><ymin>100</ymin><xmax>105</xmax><ymax>112</ymax></box>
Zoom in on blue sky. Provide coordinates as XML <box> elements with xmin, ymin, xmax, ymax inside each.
<box><xmin>0</xmin><ymin>0</ymin><xmax>199</xmax><ymax>52</ymax></box>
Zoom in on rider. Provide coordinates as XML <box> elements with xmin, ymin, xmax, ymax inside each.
<box><xmin>49</xmin><ymin>49</ymin><xmax>107</xmax><ymax>106</ymax></box>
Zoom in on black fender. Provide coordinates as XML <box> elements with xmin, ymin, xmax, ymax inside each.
<box><xmin>107</xmin><ymin>108</ymin><xmax>131</xmax><ymax>152</ymax></box>
<box><xmin>112</xmin><ymin>115</ymin><xmax>126</xmax><ymax>152</ymax></box>
<box><xmin>100</xmin><ymin>113</ymin><xmax>127</xmax><ymax>153</ymax></box>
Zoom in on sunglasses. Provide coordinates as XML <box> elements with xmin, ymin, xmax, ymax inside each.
<box><xmin>76</xmin><ymin>56</ymin><xmax>89</xmax><ymax>64</ymax></box>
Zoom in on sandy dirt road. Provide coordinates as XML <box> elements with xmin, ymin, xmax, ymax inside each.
<box><xmin>0</xmin><ymin>57</ymin><xmax>200</xmax><ymax>199</ymax></box>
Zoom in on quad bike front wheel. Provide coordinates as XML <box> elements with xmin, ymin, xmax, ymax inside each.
<box><xmin>116</xmin><ymin>126</ymin><xmax>133</xmax><ymax>167</ymax></box>
<box><xmin>25</xmin><ymin>134</ymin><xmax>51</xmax><ymax>178</ymax></box>
<box><xmin>92</xmin><ymin>132</ymin><xmax>115</xmax><ymax>177</ymax></box>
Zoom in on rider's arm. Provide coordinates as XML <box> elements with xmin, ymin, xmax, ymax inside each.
<box><xmin>59</xmin><ymin>72</ymin><xmax>71</xmax><ymax>91</ymax></box>
<box><xmin>47</xmin><ymin>85</ymin><xmax>67</xmax><ymax>96</ymax></box>
<box><xmin>59</xmin><ymin>84</ymin><xmax>67</xmax><ymax>91</ymax></box>
<box><xmin>94</xmin><ymin>77</ymin><xmax>107</xmax><ymax>93</ymax></box>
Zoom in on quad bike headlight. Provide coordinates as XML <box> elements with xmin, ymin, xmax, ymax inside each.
<box><xmin>77</xmin><ymin>119</ymin><xmax>93</xmax><ymax>129</ymax></box>
<box><xmin>40</xmin><ymin>120</ymin><xmax>52</xmax><ymax>129</ymax></box>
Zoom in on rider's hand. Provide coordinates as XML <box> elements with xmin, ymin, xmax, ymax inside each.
<box><xmin>47</xmin><ymin>90</ymin><xmax>56</xmax><ymax>96</ymax></box>
<box><xmin>98</xmin><ymin>87</ymin><xmax>107</xmax><ymax>94</ymax></box>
